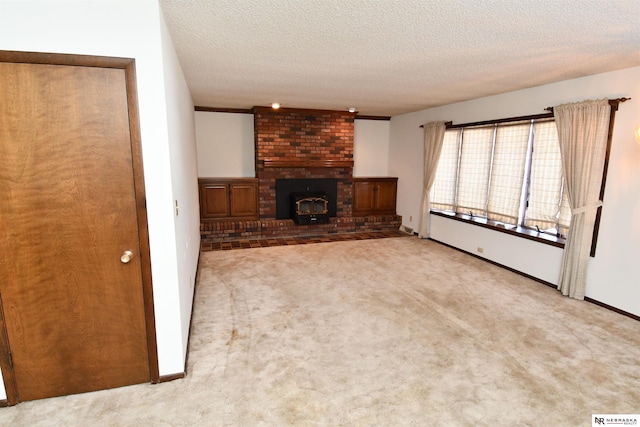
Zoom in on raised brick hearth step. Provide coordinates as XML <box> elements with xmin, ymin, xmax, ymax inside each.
<box><xmin>200</xmin><ymin>215</ymin><xmax>402</xmax><ymax>243</ymax></box>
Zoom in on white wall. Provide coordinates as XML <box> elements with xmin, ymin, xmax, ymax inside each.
<box><xmin>0</xmin><ymin>0</ymin><xmax>198</xmax><ymax>396</ymax></box>
<box><xmin>353</xmin><ymin>120</ymin><xmax>390</xmax><ymax>176</ymax></box>
<box><xmin>159</xmin><ymin>11</ymin><xmax>200</xmax><ymax>374</ymax></box>
<box><xmin>195</xmin><ymin>112</ymin><xmax>255</xmax><ymax>177</ymax></box>
<box><xmin>429</xmin><ymin>215</ymin><xmax>564</xmax><ymax>284</ymax></box>
<box><xmin>389</xmin><ymin>66</ymin><xmax>640</xmax><ymax>317</ymax></box>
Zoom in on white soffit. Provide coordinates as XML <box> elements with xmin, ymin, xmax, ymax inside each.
<box><xmin>160</xmin><ymin>0</ymin><xmax>640</xmax><ymax>116</ymax></box>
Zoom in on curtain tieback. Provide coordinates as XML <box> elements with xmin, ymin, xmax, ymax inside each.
<box><xmin>571</xmin><ymin>200</ymin><xmax>603</xmax><ymax>215</ymax></box>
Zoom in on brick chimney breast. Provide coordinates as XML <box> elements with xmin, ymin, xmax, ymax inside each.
<box><xmin>253</xmin><ymin>107</ymin><xmax>355</xmax><ymax>219</ymax></box>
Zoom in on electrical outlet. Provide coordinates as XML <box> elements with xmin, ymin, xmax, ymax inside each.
<box><xmin>175</xmin><ymin>200</ymin><xmax>179</xmax><ymax>216</ymax></box>
<box><xmin>410</xmin><ymin>215</ymin><xmax>413</xmax><ymax>222</ymax></box>
<box><xmin>477</xmin><ymin>247</ymin><xmax>484</xmax><ymax>253</ymax></box>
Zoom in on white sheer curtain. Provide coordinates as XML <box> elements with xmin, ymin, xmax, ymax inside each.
<box><xmin>418</xmin><ymin>121</ymin><xmax>447</xmax><ymax>238</ymax></box>
<box><xmin>487</xmin><ymin>122</ymin><xmax>530</xmax><ymax>223</ymax></box>
<box><xmin>523</xmin><ymin>120</ymin><xmax>566</xmax><ymax>232</ymax></box>
<box><xmin>431</xmin><ymin>129</ymin><xmax>461</xmax><ymax>211</ymax></box>
<box><xmin>554</xmin><ymin>99</ymin><xmax>611</xmax><ymax>300</ymax></box>
<box><xmin>456</xmin><ymin>127</ymin><xmax>494</xmax><ymax>216</ymax></box>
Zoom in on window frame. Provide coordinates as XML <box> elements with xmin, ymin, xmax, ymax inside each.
<box><xmin>429</xmin><ymin>100</ymin><xmax>623</xmax><ymax>254</ymax></box>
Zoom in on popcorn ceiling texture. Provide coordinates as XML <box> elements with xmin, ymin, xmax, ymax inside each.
<box><xmin>160</xmin><ymin>0</ymin><xmax>640</xmax><ymax>116</ymax></box>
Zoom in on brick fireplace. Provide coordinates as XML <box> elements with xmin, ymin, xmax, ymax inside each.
<box><xmin>199</xmin><ymin>107</ymin><xmax>401</xmax><ymax>243</ymax></box>
<box><xmin>253</xmin><ymin>107</ymin><xmax>355</xmax><ymax>218</ymax></box>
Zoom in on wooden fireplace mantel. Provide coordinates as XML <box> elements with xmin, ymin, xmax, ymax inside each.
<box><xmin>262</xmin><ymin>159</ymin><xmax>354</xmax><ymax>168</ymax></box>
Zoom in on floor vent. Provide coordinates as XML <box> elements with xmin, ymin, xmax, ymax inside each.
<box><xmin>401</xmin><ymin>225</ymin><xmax>414</xmax><ymax>234</ymax></box>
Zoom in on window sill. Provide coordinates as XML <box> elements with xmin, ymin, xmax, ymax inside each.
<box><xmin>430</xmin><ymin>210</ymin><xmax>565</xmax><ymax>249</ymax></box>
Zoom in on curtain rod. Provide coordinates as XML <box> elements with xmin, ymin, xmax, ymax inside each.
<box><xmin>420</xmin><ymin>97</ymin><xmax>631</xmax><ymax>128</ymax></box>
<box><xmin>419</xmin><ymin>113</ymin><xmax>552</xmax><ymax>129</ymax></box>
<box><xmin>446</xmin><ymin>112</ymin><xmax>553</xmax><ymax>130</ymax></box>
<box><xmin>544</xmin><ymin>97</ymin><xmax>630</xmax><ymax>113</ymax></box>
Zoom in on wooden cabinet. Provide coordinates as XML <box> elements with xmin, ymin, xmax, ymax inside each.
<box><xmin>199</xmin><ymin>178</ymin><xmax>259</xmax><ymax>220</ymax></box>
<box><xmin>352</xmin><ymin>177</ymin><xmax>397</xmax><ymax>215</ymax></box>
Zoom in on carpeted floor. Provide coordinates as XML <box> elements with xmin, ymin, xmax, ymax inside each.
<box><xmin>0</xmin><ymin>236</ymin><xmax>638</xmax><ymax>426</ymax></box>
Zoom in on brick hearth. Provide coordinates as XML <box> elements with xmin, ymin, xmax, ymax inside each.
<box><xmin>201</xmin><ymin>215</ymin><xmax>402</xmax><ymax>242</ymax></box>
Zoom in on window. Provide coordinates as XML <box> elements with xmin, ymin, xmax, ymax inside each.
<box><xmin>431</xmin><ymin>115</ymin><xmax>570</xmax><ymax>239</ymax></box>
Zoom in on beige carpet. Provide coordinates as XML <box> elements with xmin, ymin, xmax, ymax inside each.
<box><xmin>1</xmin><ymin>237</ymin><xmax>639</xmax><ymax>426</ymax></box>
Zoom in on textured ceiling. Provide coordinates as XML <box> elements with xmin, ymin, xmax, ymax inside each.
<box><xmin>160</xmin><ymin>0</ymin><xmax>640</xmax><ymax>117</ymax></box>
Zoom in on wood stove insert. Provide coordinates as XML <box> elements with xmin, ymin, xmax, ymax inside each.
<box><xmin>275</xmin><ymin>178</ymin><xmax>337</xmax><ymax>222</ymax></box>
<box><xmin>291</xmin><ymin>192</ymin><xmax>330</xmax><ymax>225</ymax></box>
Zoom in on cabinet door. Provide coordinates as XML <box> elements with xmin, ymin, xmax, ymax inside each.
<box><xmin>353</xmin><ymin>181</ymin><xmax>376</xmax><ymax>214</ymax></box>
<box><xmin>230</xmin><ymin>183</ymin><xmax>258</xmax><ymax>217</ymax></box>
<box><xmin>374</xmin><ymin>180</ymin><xmax>397</xmax><ymax>213</ymax></box>
<box><xmin>201</xmin><ymin>184</ymin><xmax>230</xmax><ymax>218</ymax></box>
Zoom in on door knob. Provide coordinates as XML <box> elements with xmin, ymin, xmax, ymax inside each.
<box><xmin>120</xmin><ymin>250</ymin><xmax>134</xmax><ymax>264</ymax></box>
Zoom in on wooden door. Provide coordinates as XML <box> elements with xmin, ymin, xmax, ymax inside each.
<box><xmin>0</xmin><ymin>54</ymin><xmax>155</xmax><ymax>403</ymax></box>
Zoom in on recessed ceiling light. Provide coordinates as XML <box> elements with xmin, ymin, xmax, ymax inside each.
<box><xmin>271</xmin><ymin>102</ymin><xmax>280</xmax><ymax>109</ymax></box>
<box><xmin>348</xmin><ymin>107</ymin><xmax>357</xmax><ymax>113</ymax></box>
